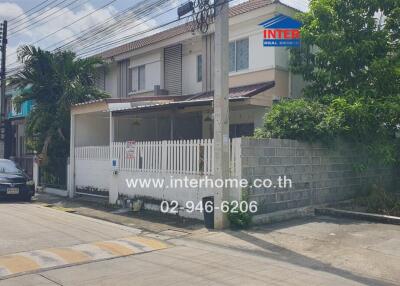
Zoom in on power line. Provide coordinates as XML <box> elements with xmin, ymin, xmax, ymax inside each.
<box><xmin>9</xmin><ymin>0</ymin><xmax>89</xmax><ymax>36</ymax></box>
<box><xmin>7</xmin><ymin>0</ymin><xmax>235</xmax><ymax>68</ymax></box>
<box><xmin>7</xmin><ymin>0</ymin><xmax>174</xmax><ymax>67</ymax></box>
<box><xmin>9</xmin><ymin>0</ymin><xmax>65</xmax><ymax>26</ymax></box>
<box><xmin>6</xmin><ymin>0</ymin><xmax>119</xmax><ymax>61</ymax></box>
<box><xmin>41</xmin><ymin>1</ymin><xmax>150</xmax><ymax>51</ymax></box>
<box><xmin>77</xmin><ymin>8</ymin><xmax>181</xmax><ymax>57</ymax></box>
<box><xmin>61</xmin><ymin>0</ymin><xmax>175</xmax><ymax>52</ymax></box>
<box><xmin>75</xmin><ymin>0</ymin><xmax>236</xmax><ymax>57</ymax></box>
<box><xmin>26</xmin><ymin>0</ymin><xmax>118</xmax><ymax>46</ymax></box>
<box><xmin>6</xmin><ymin>0</ymin><xmax>155</xmax><ymax>70</ymax></box>
<box><xmin>6</xmin><ymin>0</ymin><xmax>180</xmax><ymax>68</ymax></box>
<box><xmin>8</xmin><ymin>0</ymin><xmax>52</xmax><ymax>22</ymax></box>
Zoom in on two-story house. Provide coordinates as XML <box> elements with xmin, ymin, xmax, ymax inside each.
<box><xmin>72</xmin><ymin>0</ymin><xmax>302</xmax><ymax>145</ymax></box>
<box><xmin>69</xmin><ymin>0</ymin><xmax>304</xmax><ymax>210</ymax></box>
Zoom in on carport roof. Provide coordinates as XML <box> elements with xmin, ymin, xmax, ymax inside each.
<box><xmin>72</xmin><ymin>81</ymin><xmax>275</xmax><ymax>112</ymax></box>
<box><xmin>111</xmin><ymin>81</ymin><xmax>275</xmax><ymax>114</ymax></box>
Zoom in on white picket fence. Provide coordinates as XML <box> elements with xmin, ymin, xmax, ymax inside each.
<box><xmin>75</xmin><ymin>146</ymin><xmax>110</xmax><ymax>160</ymax></box>
<box><xmin>74</xmin><ymin>139</ymin><xmax>241</xmax><ymax>176</ymax></box>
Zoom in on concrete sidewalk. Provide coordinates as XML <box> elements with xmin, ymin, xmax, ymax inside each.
<box><xmin>33</xmin><ymin>192</ymin><xmax>203</xmax><ymax>235</ymax></box>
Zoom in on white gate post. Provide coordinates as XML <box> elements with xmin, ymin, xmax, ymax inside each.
<box><xmin>33</xmin><ymin>152</ymin><xmax>39</xmax><ymax>191</ymax></box>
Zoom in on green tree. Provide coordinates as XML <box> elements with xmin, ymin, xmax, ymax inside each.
<box><xmin>10</xmin><ymin>45</ymin><xmax>108</xmax><ymax>164</ymax></box>
<box><xmin>257</xmin><ymin>0</ymin><xmax>400</xmax><ymax>165</ymax></box>
<box><xmin>290</xmin><ymin>0</ymin><xmax>400</xmax><ymax>102</ymax></box>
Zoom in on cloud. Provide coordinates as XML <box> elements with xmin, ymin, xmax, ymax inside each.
<box><xmin>4</xmin><ymin>1</ymin><xmax>168</xmax><ymax>66</ymax></box>
<box><xmin>0</xmin><ymin>2</ymin><xmax>25</xmax><ymax>20</ymax></box>
<box><xmin>4</xmin><ymin>2</ymin><xmax>121</xmax><ymax>66</ymax></box>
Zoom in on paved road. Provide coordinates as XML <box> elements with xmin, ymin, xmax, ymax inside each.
<box><xmin>0</xmin><ymin>202</ymin><xmax>399</xmax><ymax>285</ymax></box>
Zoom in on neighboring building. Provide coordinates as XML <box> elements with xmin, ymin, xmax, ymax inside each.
<box><xmin>70</xmin><ymin>0</ymin><xmax>305</xmax><ymax>216</ymax></box>
<box><xmin>3</xmin><ymin>86</ymin><xmax>35</xmax><ymax>176</ymax></box>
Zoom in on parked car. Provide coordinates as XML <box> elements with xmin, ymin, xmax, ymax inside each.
<box><xmin>0</xmin><ymin>159</ymin><xmax>35</xmax><ymax>201</ymax></box>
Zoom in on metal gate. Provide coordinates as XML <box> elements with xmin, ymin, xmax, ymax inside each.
<box><xmin>39</xmin><ymin>157</ymin><xmax>67</xmax><ymax>190</ymax></box>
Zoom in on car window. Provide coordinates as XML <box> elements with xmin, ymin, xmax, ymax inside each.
<box><xmin>0</xmin><ymin>161</ymin><xmax>23</xmax><ymax>174</ymax></box>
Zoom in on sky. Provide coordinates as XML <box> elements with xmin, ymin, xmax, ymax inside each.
<box><xmin>0</xmin><ymin>0</ymin><xmax>309</xmax><ymax>71</ymax></box>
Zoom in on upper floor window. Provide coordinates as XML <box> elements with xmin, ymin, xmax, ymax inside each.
<box><xmin>229</xmin><ymin>38</ymin><xmax>249</xmax><ymax>72</ymax></box>
<box><xmin>129</xmin><ymin>65</ymin><xmax>146</xmax><ymax>92</ymax></box>
<box><xmin>197</xmin><ymin>54</ymin><xmax>202</xmax><ymax>82</ymax></box>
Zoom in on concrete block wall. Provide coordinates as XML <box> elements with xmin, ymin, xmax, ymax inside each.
<box><xmin>241</xmin><ymin>138</ymin><xmax>396</xmax><ymax>214</ymax></box>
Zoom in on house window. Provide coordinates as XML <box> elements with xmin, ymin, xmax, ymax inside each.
<box><xmin>138</xmin><ymin>65</ymin><xmax>145</xmax><ymax>91</ymax></box>
<box><xmin>129</xmin><ymin>65</ymin><xmax>146</xmax><ymax>92</ymax></box>
<box><xmin>197</xmin><ymin>55</ymin><xmax>202</xmax><ymax>82</ymax></box>
<box><xmin>229</xmin><ymin>38</ymin><xmax>249</xmax><ymax>72</ymax></box>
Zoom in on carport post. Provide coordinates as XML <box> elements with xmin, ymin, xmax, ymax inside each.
<box><xmin>109</xmin><ymin>112</ymin><xmax>118</xmax><ymax>204</ymax></box>
<box><xmin>68</xmin><ymin>112</ymin><xmax>75</xmax><ymax>198</ymax></box>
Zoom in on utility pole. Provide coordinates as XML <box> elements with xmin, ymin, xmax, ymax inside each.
<box><xmin>0</xmin><ymin>20</ymin><xmax>7</xmax><ymax>121</ymax></box>
<box><xmin>213</xmin><ymin>0</ymin><xmax>229</xmax><ymax>229</ymax></box>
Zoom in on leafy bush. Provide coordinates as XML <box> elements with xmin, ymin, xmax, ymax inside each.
<box><xmin>228</xmin><ymin>206</ymin><xmax>252</xmax><ymax>229</ymax></box>
<box><xmin>255</xmin><ymin>99</ymin><xmax>327</xmax><ymax>142</ymax></box>
<box><xmin>227</xmin><ymin>189</ymin><xmax>253</xmax><ymax>229</ymax></box>
<box><xmin>255</xmin><ymin>96</ymin><xmax>400</xmax><ymax>166</ymax></box>
<box><xmin>256</xmin><ymin>99</ymin><xmax>326</xmax><ymax>141</ymax></box>
<box><xmin>356</xmin><ymin>185</ymin><xmax>400</xmax><ymax>217</ymax></box>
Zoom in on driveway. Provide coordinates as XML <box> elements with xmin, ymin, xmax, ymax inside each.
<box><xmin>0</xmin><ymin>201</ymin><xmax>399</xmax><ymax>285</ymax></box>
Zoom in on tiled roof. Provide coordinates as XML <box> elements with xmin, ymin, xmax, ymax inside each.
<box><xmin>99</xmin><ymin>0</ymin><xmax>276</xmax><ymax>59</ymax></box>
<box><xmin>111</xmin><ymin>81</ymin><xmax>275</xmax><ymax>113</ymax></box>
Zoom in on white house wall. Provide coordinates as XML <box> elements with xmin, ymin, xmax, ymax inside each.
<box><xmin>75</xmin><ymin>159</ymin><xmax>109</xmax><ymax>192</ymax></box>
<box><xmin>105</xmin><ymin>62</ymin><xmax>118</xmax><ymax>97</ymax></box>
<box><xmin>75</xmin><ymin>113</ymin><xmax>109</xmax><ymax>147</ymax></box>
<box><xmin>182</xmin><ymin>41</ymin><xmax>203</xmax><ymax>95</ymax></box>
<box><xmin>290</xmin><ymin>73</ymin><xmax>305</xmax><ymax>98</ymax></box>
<box><xmin>229</xmin><ymin>10</ymin><xmax>276</xmax><ymax>73</ymax></box>
<box><xmin>275</xmin><ymin>46</ymin><xmax>289</xmax><ymax>70</ymax></box>
<box><xmin>230</xmin><ymin>108</ymin><xmax>266</xmax><ymax>128</ymax></box>
<box><xmin>116</xmin><ymin>172</ymin><xmax>216</xmax><ymax>220</ymax></box>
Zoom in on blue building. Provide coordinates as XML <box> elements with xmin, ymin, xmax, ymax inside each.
<box><xmin>4</xmin><ymin>86</ymin><xmax>34</xmax><ymax>176</ymax></box>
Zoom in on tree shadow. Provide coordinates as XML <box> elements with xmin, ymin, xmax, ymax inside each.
<box><xmin>212</xmin><ymin>228</ymin><xmax>397</xmax><ymax>286</ymax></box>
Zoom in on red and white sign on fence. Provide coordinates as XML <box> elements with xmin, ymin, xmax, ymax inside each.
<box><xmin>126</xmin><ymin>141</ymin><xmax>137</xmax><ymax>159</ymax></box>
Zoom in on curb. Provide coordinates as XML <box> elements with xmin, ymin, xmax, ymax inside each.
<box><xmin>252</xmin><ymin>206</ymin><xmax>314</xmax><ymax>225</ymax></box>
<box><xmin>315</xmin><ymin>208</ymin><xmax>400</xmax><ymax>225</ymax></box>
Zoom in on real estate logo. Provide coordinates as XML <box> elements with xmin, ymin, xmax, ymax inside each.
<box><xmin>259</xmin><ymin>14</ymin><xmax>301</xmax><ymax>47</ymax></box>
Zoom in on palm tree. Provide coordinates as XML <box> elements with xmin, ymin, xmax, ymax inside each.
<box><xmin>10</xmin><ymin>45</ymin><xmax>108</xmax><ymax>164</ymax></box>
